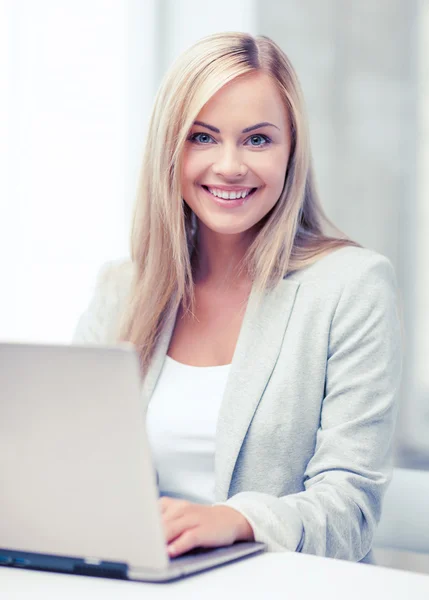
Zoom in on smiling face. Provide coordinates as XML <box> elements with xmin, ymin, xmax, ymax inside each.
<box><xmin>181</xmin><ymin>71</ymin><xmax>291</xmax><ymax>238</ymax></box>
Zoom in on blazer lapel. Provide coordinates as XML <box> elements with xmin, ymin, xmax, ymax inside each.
<box><xmin>215</xmin><ymin>278</ymin><xmax>300</xmax><ymax>501</ymax></box>
<box><xmin>141</xmin><ymin>306</ymin><xmax>177</xmax><ymax>411</ymax></box>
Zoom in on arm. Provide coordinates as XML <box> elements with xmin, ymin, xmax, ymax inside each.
<box><xmin>219</xmin><ymin>254</ymin><xmax>403</xmax><ymax>560</ymax></box>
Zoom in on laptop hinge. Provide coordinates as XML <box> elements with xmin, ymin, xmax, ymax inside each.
<box><xmin>73</xmin><ymin>558</ymin><xmax>127</xmax><ymax>579</ymax></box>
<box><xmin>0</xmin><ymin>548</ymin><xmax>128</xmax><ymax>579</ymax></box>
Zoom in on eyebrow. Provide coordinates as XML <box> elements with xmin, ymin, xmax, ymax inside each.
<box><xmin>193</xmin><ymin>120</ymin><xmax>280</xmax><ymax>133</ymax></box>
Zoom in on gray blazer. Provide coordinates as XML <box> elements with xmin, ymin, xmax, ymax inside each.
<box><xmin>73</xmin><ymin>246</ymin><xmax>402</xmax><ymax>562</ymax></box>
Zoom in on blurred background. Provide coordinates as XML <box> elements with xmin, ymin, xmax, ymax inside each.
<box><xmin>0</xmin><ymin>0</ymin><xmax>428</xmax><ymax>572</ymax></box>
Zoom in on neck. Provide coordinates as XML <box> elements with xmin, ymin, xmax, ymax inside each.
<box><xmin>192</xmin><ymin>223</ymin><xmax>255</xmax><ymax>289</ymax></box>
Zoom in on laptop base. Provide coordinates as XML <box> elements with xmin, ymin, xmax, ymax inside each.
<box><xmin>0</xmin><ymin>542</ymin><xmax>266</xmax><ymax>583</ymax></box>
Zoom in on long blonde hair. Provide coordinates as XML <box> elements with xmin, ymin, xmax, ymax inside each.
<box><xmin>120</xmin><ymin>32</ymin><xmax>359</xmax><ymax>369</ymax></box>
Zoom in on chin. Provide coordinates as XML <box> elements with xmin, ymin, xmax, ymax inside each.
<box><xmin>200</xmin><ymin>219</ymin><xmax>257</xmax><ymax>236</ymax></box>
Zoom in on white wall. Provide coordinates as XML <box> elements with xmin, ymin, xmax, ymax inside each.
<box><xmin>409</xmin><ymin>0</ymin><xmax>429</xmax><ymax>452</ymax></box>
<box><xmin>159</xmin><ymin>0</ymin><xmax>257</xmax><ymax>72</ymax></box>
<box><xmin>0</xmin><ymin>0</ymin><xmax>257</xmax><ymax>344</ymax></box>
<box><xmin>0</xmin><ymin>0</ymin><xmax>156</xmax><ymax>343</ymax></box>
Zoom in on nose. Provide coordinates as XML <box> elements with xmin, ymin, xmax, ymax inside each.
<box><xmin>212</xmin><ymin>144</ymin><xmax>248</xmax><ymax>179</ymax></box>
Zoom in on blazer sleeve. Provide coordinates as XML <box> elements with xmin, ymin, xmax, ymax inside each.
<box><xmin>220</xmin><ymin>254</ymin><xmax>403</xmax><ymax>561</ymax></box>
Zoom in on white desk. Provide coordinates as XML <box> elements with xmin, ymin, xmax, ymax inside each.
<box><xmin>2</xmin><ymin>552</ymin><xmax>429</xmax><ymax>600</ymax></box>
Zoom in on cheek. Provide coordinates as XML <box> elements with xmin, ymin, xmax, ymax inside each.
<box><xmin>181</xmin><ymin>152</ymin><xmax>210</xmax><ymax>188</ymax></box>
<box><xmin>251</xmin><ymin>144</ymin><xmax>288</xmax><ymax>175</ymax></box>
<box><xmin>266</xmin><ymin>168</ymin><xmax>286</xmax><ymax>191</ymax></box>
<box><xmin>252</xmin><ymin>155</ymin><xmax>287</xmax><ymax>192</ymax></box>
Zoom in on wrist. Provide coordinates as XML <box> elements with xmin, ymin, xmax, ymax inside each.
<box><xmin>230</xmin><ymin>508</ymin><xmax>255</xmax><ymax>542</ymax></box>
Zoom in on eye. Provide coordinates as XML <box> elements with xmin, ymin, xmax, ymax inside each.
<box><xmin>188</xmin><ymin>132</ymin><xmax>215</xmax><ymax>145</ymax></box>
<box><xmin>245</xmin><ymin>134</ymin><xmax>271</xmax><ymax>147</ymax></box>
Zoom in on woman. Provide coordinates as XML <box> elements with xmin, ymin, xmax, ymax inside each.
<box><xmin>74</xmin><ymin>32</ymin><xmax>402</xmax><ymax>562</ymax></box>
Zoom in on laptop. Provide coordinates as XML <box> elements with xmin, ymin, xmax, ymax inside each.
<box><xmin>0</xmin><ymin>342</ymin><xmax>265</xmax><ymax>582</ymax></box>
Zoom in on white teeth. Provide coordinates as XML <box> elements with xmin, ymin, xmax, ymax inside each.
<box><xmin>207</xmin><ymin>187</ymin><xmax>252</xmax><ymax>200</ymax></box>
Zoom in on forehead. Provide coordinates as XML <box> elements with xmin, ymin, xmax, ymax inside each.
<box><xmin>195</xmin><ymin>72</ymin><xmax>288</xmax><ymax>130</ymax></box>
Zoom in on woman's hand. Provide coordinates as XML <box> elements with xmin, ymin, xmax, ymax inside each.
<box><xmin>160</xmin><ymin>496</ymin><xmax>255</xmax><ymax>557</ymax></box>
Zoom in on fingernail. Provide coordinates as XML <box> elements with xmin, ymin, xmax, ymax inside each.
<box><xmin>167</xmin><ymin>544</ymin><xmax>175</xmax><ymax>556</ymax></box>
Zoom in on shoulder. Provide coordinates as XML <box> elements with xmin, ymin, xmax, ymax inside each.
<box><xmin>72</xmin><ymin>258</ymin><xmax>136</xmax><ymax>345</ymax></box>
<box><xmin>280</xmin><ymin>246</ymin><xmax>400</xmax><ymax>330</ymax></box>
<box><xmin>281</xmin><ymin>246</ymin><xmax>402</xmax><ymax>368</ymax></box>
<box><xmin>287</xmin><ymin>246</ymin><xmax>397</xmax><ymax>292</ymax></box>
<box><xmin>94</xmin><ymin>259</ymin><xmax>136</xmax><ymax>313</ymax></box>
<box><xmin>96</xmin><ymin>259</ymin><xmax>135</xmax><ymax>289</ymax></box>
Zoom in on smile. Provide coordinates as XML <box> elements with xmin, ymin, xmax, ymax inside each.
<box><xmin>201</xmin><ymin>185</ymin><xmax>257</xmax><ymax>200</ymax></box>
<box><xmin>200</xmin><ymin>185</ymin><xmax>258</xmax><ymax>209</ymax></box>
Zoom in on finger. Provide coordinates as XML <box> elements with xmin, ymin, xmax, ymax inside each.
<box><xmin>164</xmin><ymin>515</ymin><xmax>197</xmax><ymax>545</ymax></box>
<box><xmin>159</xmin><ymin>496</ymin><xmax>172</xmax><ymax>514</ymax></box>
<box><xmin>160</xmin><ymin>497</ymin><xmax>190</xmax><ymax>519</ymax></box>
<box><xmin>168</xmin><ymin>528</ymin><xmax>202</xmax><ymax>558</ymax></box>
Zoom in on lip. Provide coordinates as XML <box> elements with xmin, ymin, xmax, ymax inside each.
<box><xmin>203</xmin><ymin>184</ymin><xmax>256</xmax><ymax>192</ymax></box>
<box><xmin>200</xmin><ymin>184</ymin><xmax>257</xmax><ymax>208</ymax></box>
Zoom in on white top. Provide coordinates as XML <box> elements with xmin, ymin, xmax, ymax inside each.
<box><xmin>146</xmin><ymin>355</ymin><xmax>231</xmax><ymax>505</ymax></box>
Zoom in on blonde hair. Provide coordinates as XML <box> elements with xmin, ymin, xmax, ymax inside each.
<box><xmin>120</xmin><ymin>32</ymin><xmax>359</xmax><ymax>369</ymax></box>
